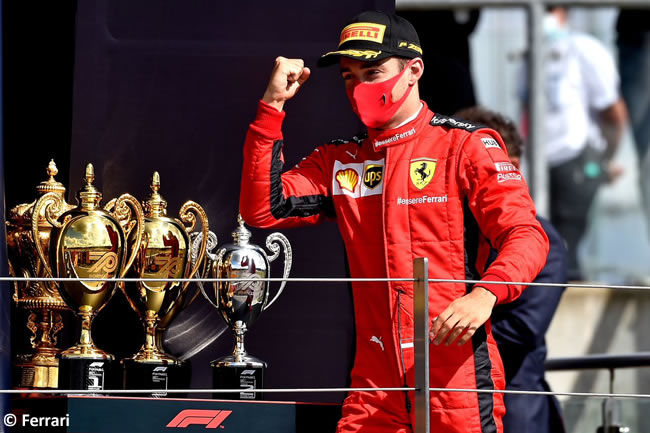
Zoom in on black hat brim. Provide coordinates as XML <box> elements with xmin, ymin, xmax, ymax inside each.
<box><xmin>316</xmin><ymin>49</ymin><xmax>393</xmax><ymax>67</ymax></box>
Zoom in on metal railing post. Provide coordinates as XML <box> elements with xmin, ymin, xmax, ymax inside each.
<box><xmin>527</xmin><ymin>0</ymin><xmax>549</xmax><ymax>217</ymax></box>
<box><xmin>413</xmin><ymin>257</ymin><xmax>430</xmax><ymax>433</ymax></box>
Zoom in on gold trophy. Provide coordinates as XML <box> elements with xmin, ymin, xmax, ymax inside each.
<box><xmin>6</xmin><ymin>160</ymin><xmax>74</xmax><ymax>388</ymax></box>
<box><xmin>33</xmin><ymin>163</ymin><xmax>144</xmax><ymax>391</ymax></box>
<box><xmin>120</xmin><ymin>172</ymin><xmax>209</xmax><ymax>395</ymax></box>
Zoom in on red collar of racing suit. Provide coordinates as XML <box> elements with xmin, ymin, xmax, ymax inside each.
<box><xmin>366</xmin><ymin>101</ymin><xmax>433</xmax><ymax>151</ymax></box>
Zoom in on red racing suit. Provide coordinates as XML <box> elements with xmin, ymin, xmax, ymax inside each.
<box><xmin>240</xmin><ymin>100</ymin><xmax>549</xmax><ymax>433</ymax></box>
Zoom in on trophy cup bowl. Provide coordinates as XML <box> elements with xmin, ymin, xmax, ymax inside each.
<box><xmin>34</xmin><ymin>163</ymin><xmax>144</xmax><ymax>392</ymax></box>
<box><xmin>6</xmin><ymin>160</ymin><xmax>74</xmax><ymax>388</ymax></box>
<box><xmin>201</xmin><ymin>214</ymin><xmax>291</xmax><ymax>400</ymax></box>
<box><xmin>120</xmin><ymin>172</ymin><xmax>209</xmax><ymax>395</ymax></box>
<box><xmin>152</xmin><ymin>229</ymin><xmax>219</xmax><ymax>356</ymax></box>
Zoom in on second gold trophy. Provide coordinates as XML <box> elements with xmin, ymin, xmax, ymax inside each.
<box><xmin>120</xmin><ymin>172</ymin><xmax>209</xmax><ymax>395</ymax></box>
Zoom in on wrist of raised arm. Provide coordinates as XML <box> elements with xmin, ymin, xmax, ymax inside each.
<box><xmin>251</xmin><ymin>100</ymin><xmax>286</xmax><ymax>138</ymax></box>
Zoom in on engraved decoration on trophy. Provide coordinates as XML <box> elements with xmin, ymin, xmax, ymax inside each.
<box><xmin>119</xmin><ymin>171</ymin><xmax>209</xmax><ymax>392</ymax></box>
<box><xmin>153</xmin><ymin>229</ymin><xmax>220</xmax><ymax>365</ymax></box>
<box><xmin>201</xmin><ymin>214</ymin><xmax>292</xmax><ymax>400</ymax></box>
<box><xmin>6</xmin><ymin>160</ymin><xmax>75</xmax><ymax>388</ymax></box>
<box><xmin>32</xmin><ymin>163</ymin><xmax>144</xmax><ymax>391</ymax></box>
<box><xmin>155</xmin><ymin>224</ymin><xmax>217</xmax><ymax>342</ymax></box>
<box><xmin>152</xmin><ymin>230</ymin><xmax>219</xmax><ymax>358</ymax></box>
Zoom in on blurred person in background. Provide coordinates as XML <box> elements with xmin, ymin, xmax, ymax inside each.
<box><xmin>617</xmin><ymin>9</ymin><xmax>650</xmax><ymax>248</ymax></box>
<box><xmin>520</xmin><ymin>5</ymin><xmax>627</xmax><ymax>281</ymax></box>
<box><xmin>456</xmin><ymin>106</ymin><xmax>567</xmax><ymax>433</ymax></box>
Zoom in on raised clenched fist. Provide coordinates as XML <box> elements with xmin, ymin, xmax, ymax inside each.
<box><xmin>262</xmin><ymin>57</ymin><xmax>311</xmax><ymax>112</ymax></box>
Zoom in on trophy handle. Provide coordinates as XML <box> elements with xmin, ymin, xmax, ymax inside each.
<box><xmin>8</xmin><ymin>261</ymin><xmax>16</xmax><ymax>303</ymax></box>
<box><xmin>179</xmin><ymin>201</ymin><xmax>209</xmax><ymax>290</ymax></box>
<box><xmin>263</xmin><ymin>232</ymin><xmax>292</xmax><ymax>310</ymax></box>
<box><xmin>187</xmin><ymin>230</ymin><xmax>218</xmax><ymax>305</ymax></box>
<box><xmin>31</xmin><ymin>192</ymin><xmax>66</xmax><ymax>281</ymax></box>
<box><xmin>9</xmin><ymin>261</ymin><xmax>20</xmax><ymax>304</ymax></box>
<box><xmin>199</xmin><ymin>247</ymin><xmax>225</xmax><ymax>310</ymax></box>
<box><xmin>103</xmin><ymin>198</ymin><xmax>117</xmax><ymax>213</ymax></box>
<box><xmin>110</xmin><ymin>194</ymin><xmax>145</xmax><ymax>278</ymax></box>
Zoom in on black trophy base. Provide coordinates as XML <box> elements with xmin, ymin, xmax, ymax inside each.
<box><xmin>122</xmin><ymin>359</ymin><xmax>190</xmax><ymax>397</ymax></box>
<box><xmin>58</xmin><ymin>356</ymin><xmax>118</xmax><ymax>394</ymax></box>
<box><xmin>211</xmin><ymin>358</ymin><xmax>266</xmax><ymax>401</ymax></box>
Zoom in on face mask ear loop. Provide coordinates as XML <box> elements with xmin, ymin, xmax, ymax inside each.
<box><xmin>388</xmin><ymin>58</ymin><xmax>417</xmax><ymax>104</ymax></box>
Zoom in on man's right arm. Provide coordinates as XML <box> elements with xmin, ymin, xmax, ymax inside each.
<box><xmin>240</xmin><ymin>58</ymin><xmax>332</xmax><ymax>229</ymax></box>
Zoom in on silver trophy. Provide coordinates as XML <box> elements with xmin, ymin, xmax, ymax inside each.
<box><xmin>200</xmin><ymin>214</ymin><xmax>291</xmax><ymax>400</ymax></box>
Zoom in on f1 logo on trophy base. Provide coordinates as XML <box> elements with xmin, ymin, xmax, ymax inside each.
<box><xmin>211</xmin><ymin>353</ymin><xmax>265</xmax><ymax>401</ymax></box>
<box><xmin>201</xmin><ymin>214</ymin><xmax>291</xmax><ymax>401</ymax></box>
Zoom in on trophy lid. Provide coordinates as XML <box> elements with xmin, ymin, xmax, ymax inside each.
<box><xmin>232</xmin><ymin>213</ymin><xmax>252</xmax><ymax>246</ymax></box>
<box><xmin>76</xmin><ymin>163</ymin><xmax>103</xmax><ymax>210</ymax></box>
<box><xmin>36</xmin><ymin>159</ymin><xmax>66</xmax><ymax>197</ymax></box>
<box><xmin>143</xmin><ymin>171</ymin><xmax>168</xmax><ymax>217</ymax></box>
<box><xmin>7</xmin><ymin>159</ymin><xmax>67</xmax><ymax>226</ymax></box>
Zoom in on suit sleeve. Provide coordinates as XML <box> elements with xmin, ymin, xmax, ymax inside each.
<box><xmin>491</xmin><ymin>218</ymin><xmax>567</xmax><ymax>346</ymax></box>
<box><xmin>458</xmin><ymin>129</ymin><xmax>550</xmax><ymax>304</ymax></box>
<box><xmin>240</xmin><ymin>100</ymin><xmax>334</xmax><ymax>229</ymax></box>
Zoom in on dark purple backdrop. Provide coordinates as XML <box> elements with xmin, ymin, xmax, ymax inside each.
<box><xmin>67</xmin><ymin>0</ymin><xmax>393</xmax><ymax>403</ymax></box>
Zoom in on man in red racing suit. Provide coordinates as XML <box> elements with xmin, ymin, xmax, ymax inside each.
<box><xmin>239</xmin><ymin>11</ymin><xmax>549</xmax><ymax>433</ymax></box>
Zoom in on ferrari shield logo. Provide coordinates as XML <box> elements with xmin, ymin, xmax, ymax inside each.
<box><xmin>410</xmin><ymin>158</ymin><xmax>437</xmax><ymax>190</ymax></box>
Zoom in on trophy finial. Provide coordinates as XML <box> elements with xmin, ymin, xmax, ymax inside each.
<box><xmin>47</xmin><ymin>159</ymin><xmax>58</xmax><ymax>178</ymax></box>
<box><xmin>77</xmin><ymin>163</ymin><xmax>102</xmax><ymax>210</ymax></box>
<box><xmin>232</xmin><ymin>213</ymin><xmax>251</xmax><ymax>245</ymax></box>
<box><xmin>85</xmin><ymin>164</ymin><xmax>95</xmax><ymax>185</ymax></box>
<box><xmin>36</xmin><ymin>159</ymin><xmax>66</xmax><ymax>197</ymax></box>
<box><xmin>143</xmin><ymin>171</ymin><xmax>167</xmax><ymax>217</ymax></box>
<box><xmin>152</xmin><ymin>171</ymin><xmax>161</xmax><ymax>193</ymax></box>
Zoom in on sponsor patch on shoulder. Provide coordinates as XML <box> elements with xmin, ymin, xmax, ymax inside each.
<box><xmin>494</xmin><ymin>162</ymin><xmax>517</xmax><ymax>172</ymax></box>
<box><xmin>430</xmin><ymin>114</ymin><xmax>481</xmax><ymax>132</ymax></box>
<box><xmin>497</xmin><ymin>172</ymin><xmax>522</xmax><ymax>183</ymax></box>
<box><xmin>482</xmin><ymin>138</ymin><xmax>501</xmax><ymax>149</ymax></box>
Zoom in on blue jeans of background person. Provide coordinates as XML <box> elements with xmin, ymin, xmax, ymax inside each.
<box><xmin>618</xmin><ymin>34</ymin><xmax>650</xmax><ymax>239</ymax></box>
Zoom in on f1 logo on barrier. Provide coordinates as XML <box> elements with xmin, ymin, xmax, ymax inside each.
<box><xmin>167</xmin><ymin>410</ymin><xmax>232</xmax><ymax>429</ymax></box>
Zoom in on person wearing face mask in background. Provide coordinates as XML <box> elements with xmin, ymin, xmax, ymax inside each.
<box><xmin>239</xmin><ymin>11</ymin><xmax>549</xmax><ymax>433</ymax></box>
<box><xmin>520</xmin><ymin>6</ymin><xmax>627</xmax><ymax>282</ymax></box>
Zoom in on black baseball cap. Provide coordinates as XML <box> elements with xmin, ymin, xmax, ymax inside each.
<box><xmin>317</xmin><ymin>11</ymin><xmax>423</xmax><ymax>67</ymax></box>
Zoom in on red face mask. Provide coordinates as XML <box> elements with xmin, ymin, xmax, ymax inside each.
<box><xmin>346</xmin><ymin>59</ymin><xmax>415</xmax><ymax>129</ymax></box>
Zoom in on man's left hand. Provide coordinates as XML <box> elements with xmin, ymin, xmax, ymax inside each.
<box><xmin>429</xmin><ymin>286</ymin><xmax>497</xmax><ymax>346</ymax></box>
